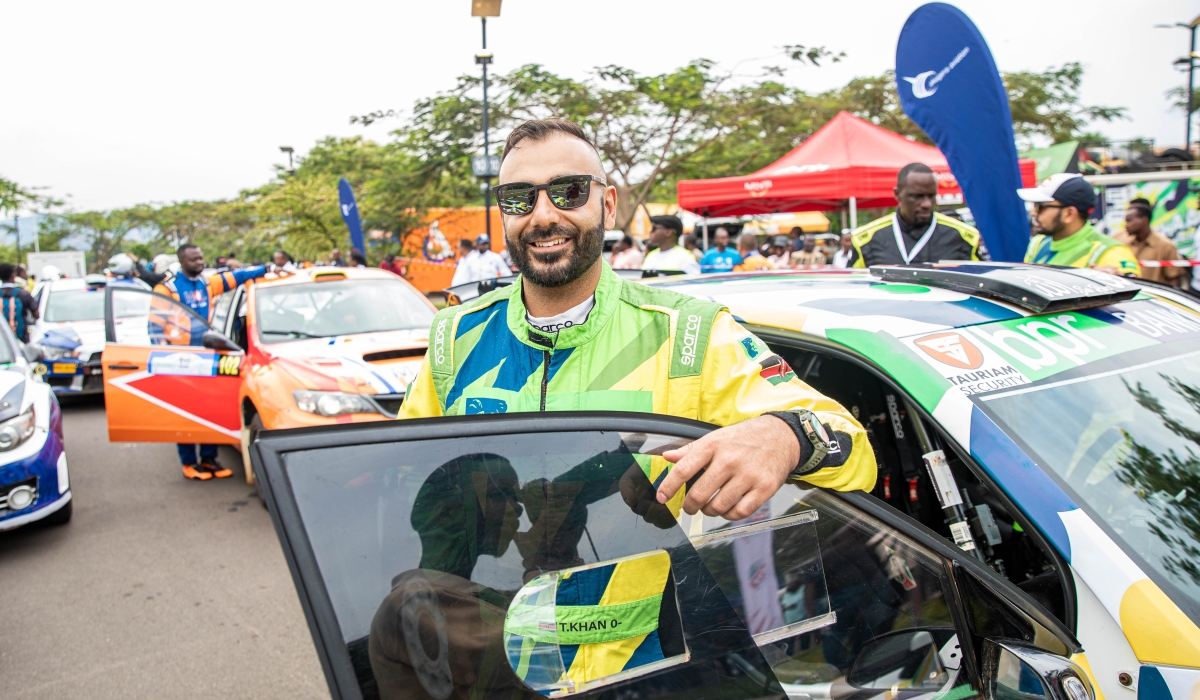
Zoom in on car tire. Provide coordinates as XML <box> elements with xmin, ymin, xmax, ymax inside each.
<box><xmin>243</xmin><ymin>414</ymin><xmax>267</xmax><ymax>509</ymax></box>
<box><xmin>42</xmin><ymin>499</ymin><xmax>72</xmax><ymax>526</ymax></box>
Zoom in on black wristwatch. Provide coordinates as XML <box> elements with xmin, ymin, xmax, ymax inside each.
<box><xmin>767</xmin><ymin>409</ymin><xmax>837</xmax><ymax>477</ymax></box>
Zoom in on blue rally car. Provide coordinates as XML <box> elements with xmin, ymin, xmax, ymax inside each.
<box><xmin>0</xmin><ymin>315</ymin><xmax>71</xmax><ymax>531</ymax></box>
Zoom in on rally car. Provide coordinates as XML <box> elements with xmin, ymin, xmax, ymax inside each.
<box><xmin>245</xmin><ymin>262</ymin><xmax>1194</xmax><ymax>700</ymax></box>
<box><xmin>0</xmin><ymin>316</ymin><xmax>71</xmax><ymax>531</ymax></box>
<box><xmin>98</xmin><ymin>266</ymin><xmax>435</xmax><ymax>491</ymax></box>
<box><xmin>29</xmin><ymin>274</ymin><xmax>149</xmax><ymax>395</ymax></box>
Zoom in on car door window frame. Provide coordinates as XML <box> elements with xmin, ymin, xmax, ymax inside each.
<box><xmin>749</xmin><ymin>326</ymin><xmax>1079</xmax><ymax>634</ymax></box>
<box><xmin>253</xmin><ymin>411</ymin><xmax>1080</xmax><ymax>700</ymax></box>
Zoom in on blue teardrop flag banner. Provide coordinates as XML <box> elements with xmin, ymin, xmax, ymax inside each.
<box><xmin>338</xmin><ymin>178</ymin><xmax>366</xmax><ymax>254</ymax></box>
<box><xmin>896</xmin><ymin>3</ymin><xmax>1027</xmax><ymax>262</ymax></box>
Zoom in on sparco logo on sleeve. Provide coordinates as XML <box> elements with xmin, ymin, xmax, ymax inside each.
<box><xmin>680</xmin><ymin>314</ymin><xmax>701</xmax><ymax>366</ymax></box>
<box><xmin>433</xmin><ymin>318</ymin><xmax>448</xmax><ymax>366</ymax></box>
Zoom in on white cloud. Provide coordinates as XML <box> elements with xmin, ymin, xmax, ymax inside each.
<box><xmin>2</xmin><ymin>0</ymin><xmax>1195</xmax><ymax>211</ymax></box>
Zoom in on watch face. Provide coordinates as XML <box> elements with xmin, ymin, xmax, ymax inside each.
<box><xmin>806</xmin><ymin>414</ymin><xmax>839</xmax><ymax>454</ymax></box>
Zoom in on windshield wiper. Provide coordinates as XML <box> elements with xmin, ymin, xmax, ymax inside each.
<box><xmin>261</xmin><ymin>329</ymin><xmax>328</xmax><ymax>339</ymax></box>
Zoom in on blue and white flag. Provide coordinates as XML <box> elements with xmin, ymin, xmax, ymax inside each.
<box><xmin>896</xmin><ymin>3</ymin><xmax>1028</xmax><ymax>262</ymax></box>
<box><xmin>337</xmin><ymin>178</ymin><xmax>366</xmax><ymax>255</ymax></box>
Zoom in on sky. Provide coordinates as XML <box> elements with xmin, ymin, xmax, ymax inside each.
<box><xmin>3</xmin><ymin>0</ymin><xmax>1197</xmax><ymax>213</ymax></box>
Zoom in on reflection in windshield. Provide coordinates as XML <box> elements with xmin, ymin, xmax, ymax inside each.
<box><xmin>45</xmin><ymin>289</ymin><xmax>104</xmax><ymax>322</ymax></box>
<box><xmin>256</xmin><ymin>280</ymin><xmax>433</xmax><ymax>343</ymax></box>
<box><xmin>283</xmin><ymin>432</ymin><xmax>777</xmax><ymax>700</ymax></box>
<box><xmin>981</xmin><ymin>350</ymin><xmax>1200</xmax><ymax>622</ymax></box>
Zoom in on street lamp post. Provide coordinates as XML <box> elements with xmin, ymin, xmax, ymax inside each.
<box><xmin>472</xmin><ymin>1</ymin><xmax>501</xmax><ymax>241</ymax></box>
<box><xmin>1160</xmin><ymin>16</ymin><xmax>1200</xmax><ymax>151</ymax></box>
<box><xmin>279</xmin><ymin>146</ymin><xmax>295</xmax><ymax>175</ymax></box>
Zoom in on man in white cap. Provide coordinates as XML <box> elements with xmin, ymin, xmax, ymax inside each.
<box><xmin>1017</xmin><ymin>173</ymin><xmax>1139</xmax><ymax>276</ymax></box>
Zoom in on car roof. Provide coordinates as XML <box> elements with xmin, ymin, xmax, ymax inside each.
<box><xmin>252</xmin><ymin>266</ymin><xmax>400</xmax><ymax>288</ymax></box>
<box><xmin>44</xmin><ymin>277</ymin><xmax>96</xmax><ymax>292</ymax></box>
<box><xmin>648</xmin><ymin>269</ymin><xmax>1030</xmax><ymax>337</ymax></box>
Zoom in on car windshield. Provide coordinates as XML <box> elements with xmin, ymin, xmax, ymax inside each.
<box><xmin>978</xmin><ymin>343</ymin><xmax>1200</xmax><ymax>623</ymax></box>
<box><xmin>255</xmin><ymin>279</ymin><xmax>434</xmax><ymax>343</ymax></box>
<box><xmin>45</xmin><ymin>288</ymin><xmax>105</xmax><ymax>323</ymax></box>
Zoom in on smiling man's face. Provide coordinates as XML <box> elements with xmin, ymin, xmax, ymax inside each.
<box><xmin>498</xmin><ymin>133</ymin><xmax>615</xmax><ymax>288</ymax></box>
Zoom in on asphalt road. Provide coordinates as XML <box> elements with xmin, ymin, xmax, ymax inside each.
<box><xmin>0</xmin><ymin>397</ymin><xmax>329</xmax><ymax>699</ymax></box>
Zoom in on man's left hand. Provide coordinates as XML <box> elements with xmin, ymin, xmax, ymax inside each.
<box><xmin>656</xmin><ymin>415</ymin><xmax>799</xmax><ymax>521</ymax></box>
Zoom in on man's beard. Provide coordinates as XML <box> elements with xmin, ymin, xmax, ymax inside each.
<box><xmin>507</xmin><ymin>216</ymin><xmax>605</xmax><ymax>288</ymax></box>
<box><xmin>1035</xmin><ymin>210</ymin><xmax>1064</xmax><ymax>236</ymax></box>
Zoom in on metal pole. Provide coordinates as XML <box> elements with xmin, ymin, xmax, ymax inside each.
<box><xmin>482</xmin><ymin>17</ymin><xmax>492</xmax><ymax>242</ymax></box>
<box><xmin>701</xmin><ymin>218</ymin><xmax>709</xmax><ymax>251</ymax></box>
<box><xmin>849</xmin><ymin>196</ymin><xmax>858</xmax><ymax>230</ymax></box>
<box><xmin>33</xmin><ymin>211</ymin><xmax>39</xmax><ymax>253</ymax></box>
<box><xmin>1189</xmin><ymin>25</ymin><xmax>1197</xmax><ymax>151</ymax></box>
<box><xmin>12</xmin><ymin>216</ymin><xmax>17</xmax><ymax>261</ymax></box>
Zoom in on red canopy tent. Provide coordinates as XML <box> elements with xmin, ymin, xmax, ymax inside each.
<box><xmin>677</xmin><ymin>111</ymin><xmax>1035</xmax><ymax>221</ymax></box>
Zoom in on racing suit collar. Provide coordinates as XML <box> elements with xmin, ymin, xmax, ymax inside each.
<box><xmin>506</xmin><ymin>263</ymin><xmax>621</xmax><ymax>350</ymax></box>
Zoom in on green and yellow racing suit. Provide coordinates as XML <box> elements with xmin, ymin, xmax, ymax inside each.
<box><xmin>1024</xmin><ymin>222</ymin><xmax>1140</xmax><ymax>276</ymax></box>
<box><xmin>401</xmin><ymin>263</ymin><xmax>876</xmax><ymax>495</ymax></box>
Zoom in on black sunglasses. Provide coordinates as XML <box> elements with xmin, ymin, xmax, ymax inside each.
<box><xmin>492</xmin><ymin>175</ymin><xmax>606</xmax><ymax>216</ymax></box>
<box><xmin>1035</xmin><ymin>203</ymin><xmax>1065</xmax><ymax>213</ymax></box>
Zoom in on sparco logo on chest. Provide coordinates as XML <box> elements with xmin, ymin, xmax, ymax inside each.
<box><xmin>680</xmin><ymin>314</ymin><xmax>701</xmax><ymax>366</ymax></box>
<box><xmin>433</xmin><ymin>318</ymin><xmax>448</xmax><ymax>365</ymax></box>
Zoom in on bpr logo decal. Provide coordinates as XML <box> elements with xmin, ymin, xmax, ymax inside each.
<box><xmin>902</xmin><ymin>46</ymin><xmax>970</xmax><ymax>100</ymax></box>
<box><xmin>916</xmin><ymin>332</ymin><xmax>983</xmax><ymax>369</ymax></box>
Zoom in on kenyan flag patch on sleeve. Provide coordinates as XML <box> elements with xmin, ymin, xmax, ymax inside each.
<box><xmin>758</xmin><ymin>354</ymin><xmax>797</xmax><ymax>385</ymax></box>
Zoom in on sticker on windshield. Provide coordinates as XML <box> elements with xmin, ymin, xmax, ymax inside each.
<box><xmin>903</xmin><ymin>331</ymin><xmax>1030</xmax><ymax>396</ymax></box>
<box><xmin>148</xmin><ymin>351</ymin><xmax>219</xmax><ymax>376</ymax></box>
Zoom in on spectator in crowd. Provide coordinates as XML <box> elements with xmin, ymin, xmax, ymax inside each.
<box><xmin>226</xmin><ymin>258</ymin><xmax>243</xmax><ymax>271</ymax></box>
<box><xmin>790</xmin><ymin>234</ymin><xmax>827</xmax><ymax>267</ymax></box>
<box><xmin>381</xmin><ymin>253</ymin><xmax>404</xmax><ymax>276</ymax></box>
<box><xmin>472</xmin><ymin>234</ymin><xmax>510</xmax><ymax>279</ymax></box>
<box><xmin>681</xmin><ymin>233</ymin><xmax>703</xmax><ymax>260</ymax></box>
<box><xmin>1112</xmin><ymin>204</ymin><xmax>1182</xmax><ymax>285</ymax></box>
<box><xmin>788</xmin><ymin>226</ymin><xmax>803</xmax><ymax>252</ymax></box>
<box><xmin>1018</xmin><ymin>173</ymin><xmax>1139</xmax><ymax>276</ymax></box>
<box><xmin>271</xmin><ymin>250</ymin><xmax>297</xmax><ymax>273</ymax></box>
<box><xmin>699</xmin><ymin>227</ymin><xmax>742</xmax><ymax>273</ymax></box>
<box><xmin>832</xmin><ymin>232</ymin><xmax>854</xmax><ymax>268</ymax></box>
<box><xmin>610</xmin><ymin>235</ymin><xmax>644</xmax><ymax>269</ymax></box>
<box><xmin>733</xmin><ymin>233</ymin><xmax>774</xmax><ymax>272</ymax></box>
<box><xmin>330</xmin><ymin>248</ymin><xmax>347</xmax><ymax>267</ymax></box>
<box><xmin>349</xmin><ymin>250</ymin><xmax>368</xmax><ymax>268</ymax></box>
<box><xmin>767</xmin><ymin>236</ymin><xmax>792</xmax><ymax>268</ymax></box>
<box><xmin>0</xmin><ymin>263</ymin><xmax>38</xmax><ymax>342</ymax></box>
<box><xmin>642</xmin><ymin>215</ymin><xmax>701</xmax><ymax>274</ymax></box>
<box><xmin>450</xmin><ymin>239</ymin><xmax>478</xmax><ymax>286</ymax></box>
<box><xmin>14</xmin><ymin>265</ymin><xmax>31</xmax><ymax>291</ymax></box>
<box><xmin>851</xmin><ymin>163</ymin><xmax>983</xmax><ymax>267</ymax></box>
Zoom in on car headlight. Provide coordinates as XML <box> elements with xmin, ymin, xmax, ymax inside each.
<box><xmin>293</xmin><ymin>390</ymin><xmax>378</xmax><ymax>417</ymax></box>
<box><xmin>0</xmin><ymin>407</ymin><xmax>36</xmax><ymax>451</ymax></box>
<box><xmin>39</xmin><ymin>345</ymin><xmax>78</xmax><ymax>361</ymax></box>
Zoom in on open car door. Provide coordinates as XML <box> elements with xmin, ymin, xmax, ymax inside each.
<box><xmin>102</xmin><ymin>285</ymin><xmax>244</xmax><ymax>444</ymax></box>
<box><xmin>252</xmin><ymin>412</ymin><xmax>1086</xmax><ymax>700</ymax></box>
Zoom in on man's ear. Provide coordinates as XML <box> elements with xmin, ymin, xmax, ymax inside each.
<box><xmin>603</xmin><ymin>186</ymin><xmax>618</xmax><ymax>231</ymax></box>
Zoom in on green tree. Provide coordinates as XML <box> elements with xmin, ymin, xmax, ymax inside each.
<box><xmin>40</xmin><ymin>210</ymin><xmax>142</xmax><ymax>271</ymax></box>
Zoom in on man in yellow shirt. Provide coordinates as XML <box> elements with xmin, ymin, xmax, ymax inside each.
<box><xmin>1017</xmin><ymin>173</ymin><xmax>1139</xmax><ymax>276</ymax></box>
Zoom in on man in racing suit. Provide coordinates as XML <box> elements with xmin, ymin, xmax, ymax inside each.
<box><xmin>154</xmin><ymin>244</ymin><xmax>266</xmax><ymax>481</ymax></box>
<box><xmin>402</xmin><ymin>119</ymin><xmax>876</xmax><ymax>514</ymax></box>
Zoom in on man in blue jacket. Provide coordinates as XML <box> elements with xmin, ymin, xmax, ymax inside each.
<box><xmin>699</xmin><ymin>227</ymin><xmax>742</xmax><ymax>273</ymax></box>
<box><xmin>154</xmin><ymin>244</ymin><xmax>266</xmax><ymax>480</ymax></box>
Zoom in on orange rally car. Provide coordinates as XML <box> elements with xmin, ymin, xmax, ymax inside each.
<box><xmin>100</xmin><ymin>267</ymin><xmax>435</xmax><ymax>485</ymax></box>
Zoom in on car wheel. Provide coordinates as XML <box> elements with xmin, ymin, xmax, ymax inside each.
<box><xmin>42</xmin><ymin>499</ymin><xmax>72</xmax><ymax>526</ymax></box>
<box><xmin>242</xmin><ymin>414</ymin><xmax>268</xmax><ymax>509</ymax></box>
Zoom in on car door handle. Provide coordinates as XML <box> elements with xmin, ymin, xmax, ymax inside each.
<box><xmin>106</xmin><ymin>364</ymin><xmax>140</xmax><ymax>370</ymax></box>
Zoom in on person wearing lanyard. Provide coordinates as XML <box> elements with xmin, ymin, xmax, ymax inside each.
<box><xmin>849</xmin><ymin>163</ymin><xmax>983</xmax><ymax>267</ymax></box>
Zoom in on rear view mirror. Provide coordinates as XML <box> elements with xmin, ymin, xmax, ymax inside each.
<box><xmin>983</xmin><ymin>640</ymin><xmax>1095</xmax><ymax>700</ymax></box>
<box><xmin>201</xmin><ymin>330</ymin><xmax>240</xmax><ymax>352</ymax></box>
<box><xmin>847</xmin><ymin>627</ymin><xmax>960</xmax><ymax>691</ymax></box>
<box><xmin>503</xmin><ymin>549</ymin><xmax>688</xmax><ymax>695</ymax></box>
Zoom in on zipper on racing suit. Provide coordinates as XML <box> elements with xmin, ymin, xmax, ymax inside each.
<box><xmin>528</xmin><ymin>330</ymin><xmax>556</xmax><ymax>412</ymax></box>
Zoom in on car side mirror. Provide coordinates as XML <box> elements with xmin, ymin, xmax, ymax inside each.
<box><xmin>20</xmin><ymin>343</ymin><xmax>42</xmax><ymax>363</ymax></box>
<box><xmin>201</xmin><ymin>330</ymin><xmax>241</xmax><ymax>352</ymax></box>
<box><xmin>847</xmin><ymin>627</ymin><xmax>960</xmax><ymax>691</ymax></box>
<box><xmin>983</xmin><ymin>639</ymin><xmax>1094</xmax><ymax>700</ymax></box>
